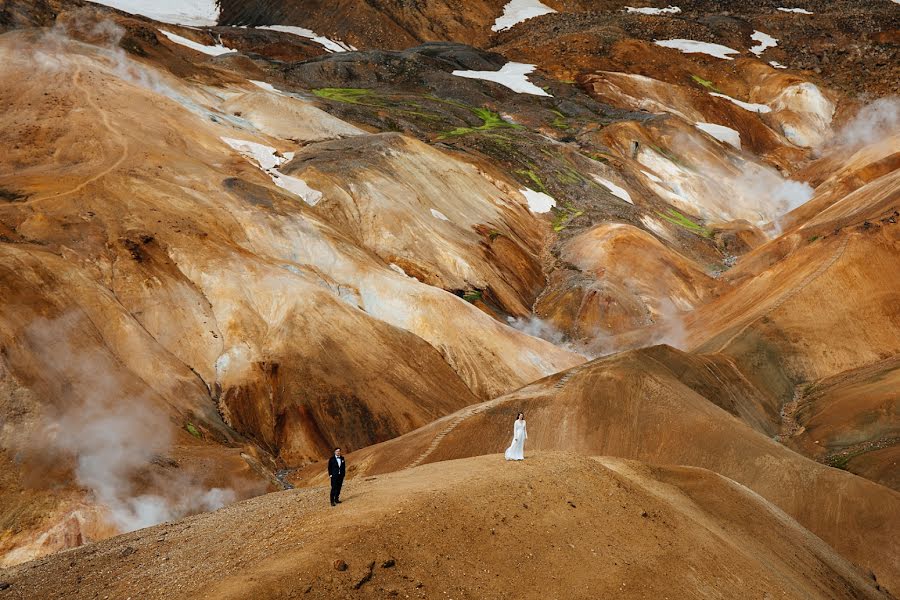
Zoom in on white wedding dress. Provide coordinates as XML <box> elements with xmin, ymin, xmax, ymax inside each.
<box><xmin>504</xmin><ymin>419</ymin><xmax>527</xmax><ymax>460</ymax></box>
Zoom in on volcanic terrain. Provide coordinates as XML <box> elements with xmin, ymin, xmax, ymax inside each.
<box><xmin>0</xmin><ymin>0</ymin><xmax>898</xmax><ymax>598</ymax></box>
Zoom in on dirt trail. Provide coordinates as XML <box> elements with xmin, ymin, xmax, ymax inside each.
<box><xmin>405</xmin><ymin>396</ymin><xmax>508</xmax><ymax>469</ymax></box>
<box><xmin>36</xmin><ymin>63</ymin><xmax>129</xmax><ymax>202</ymax></box>
<box><xmin>405</xmin><ymin>362</ymin><xmax>594</xmax><ymax>469</ymax></box>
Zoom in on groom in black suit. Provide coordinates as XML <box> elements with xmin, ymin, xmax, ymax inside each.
<box><xmin>327</xmin><ymin>447</ymin><xmax>346</xmax><ymax>506</ymax></box>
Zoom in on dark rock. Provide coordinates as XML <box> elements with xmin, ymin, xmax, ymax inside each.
<box><xmin>334</xmin><ymin>559</ymin><xmax>348</xmax><ymax>571</ymax></box>
<box><xmin>352</xmin><ymin>561</ymin><xmax>375</xmax><ymax>589</ymax></box>
<box><xmin>381</xmin><ymin>558</ymin><xmax>396</xmax><ymax>568</ymax></box>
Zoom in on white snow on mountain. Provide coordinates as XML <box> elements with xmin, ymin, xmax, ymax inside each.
<box><xmin>159</xmin><ymin>30</ymin><xmax>234</xmax><ymax>56</ymax></box>
<box><xmin>90</xmin><ymin>0</ymin><xmax>219</xmax><ymax>26</ymax></box>
<box><xmin>521</xmin><ymin>188</ymin><xmax>556</xmax><ymax>213</ymax></box>
<box><xmin>256</xmin><ymin>25</ymin><xmax>355</xmax><ymax>53</ymax></box>
<box><xmin>709</xmin><ymin>92</ymin><xmax>772</xmax><ymax>113</ymax></box>
<box><xmin>492</xmin><ymin>0</ymin><xmax>556</xmax><ymax>32</ymax></box>
<box><xmin>695</xmin><ymin>122</ymin><xmax>742</xmax><ymax>149</ymax></box>
<box><xmin>591</xmin><ymin>176</ymin><xmax>634</xmax><ymax>204</ymax></box>
<box><xmin>626</xmin><ymin>5</ymin><xmax>681</xmax><ymax>14</ymax></box>
<box><xmin>452</xmin><ymin>62</ymin><xmax>551</xmax><ymax>96</ymax></box>
<box><xmin>250</xmin><ymin>80</ymin><xmax>284</xmax><ymax>94</ymax></box>
<box><xmin>749</xmin><ymin>31</ymin><xmax>778</xmax><ymax>56</ymax></box>
<box><xmin>221</xmin><ymin>138</ymin><xmax>322</xmax><ymax>206</ymax></box>
<box><xmin>654</xmin><ymin>39</ymin><xmax>740</xmax><ymax>60</ymax></box>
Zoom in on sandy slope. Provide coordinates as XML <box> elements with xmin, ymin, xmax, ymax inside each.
<box><xmin>323</xmin><ymin>347</ymin><xmax>900</xmax><ymax>594</ymax></box>
<box><xmin>0</xmin><ymin>453</ymin><xmax>890</xmax><ymax>599</ymax></box>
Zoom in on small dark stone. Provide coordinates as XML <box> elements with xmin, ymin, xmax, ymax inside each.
<box><xmin>0</xmin><ymin>582</ymin><xmax>10</xmax><ymax>591</ymax></box>
<box><xmin>641</xmin><ymin>511</ymin><xmax>649</xmax><ymax>518</ymax></box>
<box><xmin>567</xmin><ymin>501</ymin><xmax>577</xmax><ymax>508</ymax></box>
<box><xmin>381</xmin><ymin>558</ymin><xmax>396</xmax><ymax>568</ymax></box>
<box><xmin>334</xmin><ymin>559</ymin><xmax>348</xmax><ymax>572</ymax></box>
<box><xmin>352</xmin><ymin>562</ymin><xmax>376</xmax><ymax>590</ymax></box>
<box><xmin>120</xmin><ymin>546</ymin><xmax>136</xmax><ymax>557</ymax></box>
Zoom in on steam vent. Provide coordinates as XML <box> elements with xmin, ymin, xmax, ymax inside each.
<box><xmin>1</xmin><ymin>1</ymin><xmax>898</xmax><ymax>598</ymax></box>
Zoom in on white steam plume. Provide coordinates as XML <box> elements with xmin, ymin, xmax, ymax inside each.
<box><xmin>829</xmin><ymin>97</ymin><xmax>900</xmax><ymax>149</ymax></box>
<box><xmin>23</xmin><ymin>313</ymin><xmax>234</xmax><ymax>533</ymax></box>
<box><xmin>34</xmin><ymin>9</ymin><xmax>180</xmax><ymax>97</ymax></box>
<box><xmin>507</xmin><ymin>315</ymin><xmax>566</xmax><ymax>345</ymax></box>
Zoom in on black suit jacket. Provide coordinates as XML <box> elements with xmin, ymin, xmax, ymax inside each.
<box><xmin>328</xmin><ymin>456</ymin><xmax>346</xmax><ymax>479</ymax></box>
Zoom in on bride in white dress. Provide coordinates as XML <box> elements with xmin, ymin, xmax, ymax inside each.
<box><xmin>504</xmin><ymin>412</ymin><xmax>527</xmax><ymax>460</ymax></box>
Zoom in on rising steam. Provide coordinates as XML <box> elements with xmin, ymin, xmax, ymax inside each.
<box><xmin>22</xmin><ymin>313</ymin><xmax>234</xmax><ymax>533</ymax></box>
<box><xmin>829</xmin><ymin>96</ymin><xmax>900</xmax><ymax>149</ymax></box>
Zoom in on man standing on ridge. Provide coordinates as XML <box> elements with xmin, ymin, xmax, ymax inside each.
<box><xmin>328</xmin><ymin>447</ymin><xmax>346</xmax><ymax>506</ymax></box>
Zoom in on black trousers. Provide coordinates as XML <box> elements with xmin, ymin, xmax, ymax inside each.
<box><xmin>330</xmin><ymin>475</ymin><xmax>344</xmax><ymax>503</ymax></box>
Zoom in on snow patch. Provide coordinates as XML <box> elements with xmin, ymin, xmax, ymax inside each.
<box><xmin>521</xmin><ymin>188</ymin><xmax>556</xmax><ymax>213</ymax></box>
<box><xmin>250</xmin><ymin>80</ymin><xmax>284</xmax><ymax>94</ymax></box>
<box><xmin>430</xmin><ymin>208</ymin><xmax>450</xmax><ymax>221</ymax></box>
<box><xmin>749</xmin><ymin>31</ymin><xmax>778</xmax><ymax>56</ymax></box>
<box><xmin>451</xmin><ymin>62</ymin><xmax>551</xmax><ymax>97</ymax></box>
<box><xmin>626</xmin><ymin>5</ymin><xmax>681</xmax><ymax>14</ymax></box>
<box><xmin>654</xmin><ymin>39</ymin><xmax>740</xmax><ymax>60</ymax></box>
<box><xmin>492</xmin><ymin>0</ymin><xmax>556</xmax><ymax>32</ymax></box>
<box><xmin>272</xmin><ymin>174</ymin><xmax>323</xmax><ymax>206</ymax></box>
<box><xmin>159</xmin><ymin>30</ymin><xmax>234</xmax><ymax>56</ymax></box>
<box><xmin>256</xmin><ymin>25</ymin><xmax>355</xmax><ymax>53</ymax></box>
<box><xmin>777</xmin><ymin>7</ymin><xmax>814</xmax><ymax>14</ymax></box>
<box><xmin>695</xmin><ymin>122</ymin><xmax>742</xmax><ymax>149</ymax></box>
<box><xmin>591</xmin><ymin>176</ymin><xmax>633</xmax><ymax>204</ymax></box>
<box><xmin>90</xmin><ymin>0</ymin><xmax>220</xmax><ymax>26</ymax></box>
<box><xmin>769</xmin><ymin>61</ymin><xmax>788</xmax><ymax>69</ymax></box>
<box><xmin>221</xmin><ymin>137</ymin><xmax>322</xmax><ymax>206</ymax></box>
<box><xmin>710</xmin><ymin>92</ymin><xmax>772</xmax><ymax>113</ymax></box>
<box><xmin>641</xmin><ymin>170</ymin><xmax>664</xmax><ymax>184</ymax></box>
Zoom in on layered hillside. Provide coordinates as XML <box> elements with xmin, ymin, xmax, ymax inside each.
<box><xmin>0</xmin><ymin>0</ymin><xmax>898</xmax><ymax>596</ymax></box>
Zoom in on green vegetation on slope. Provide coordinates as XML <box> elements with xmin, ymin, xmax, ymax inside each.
<box><xmin>440</xmin><ymin>106</ymin><xmax>524</xmax><ymax>137</ymax></box>
<box><xmin>691</xmin><ymin>75</ymin><xmax>721</xmax><ymax>93</ymax></box>
<box><xmin>551</xmin><ymin>202</ymin><xmax>585</xmax><ymax>232</ymax></box>
<box><xmin>656</xmin><ymin>208</ymin><xmax>712</xmax><ymax>237</ymax></box>
<box><xmin>313</xmin><ymin>88</ymin><xmax>378</xmax><ymax>105</ymax></box>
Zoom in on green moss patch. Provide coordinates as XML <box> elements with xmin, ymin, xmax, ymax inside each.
<box><xmin>691</xmin><ymin>75</ymin><xmax>721</xmax><ymax>93</ymax></box>
<box><xmin>312</xmin><ymin>88</ymin><xmax>379</xmax><ymax>105</ymax></box>
<box><xmin>551</xmin><ymin>202</ymin><xmax>585</xmax><ymax>232</ymax></box>
<box><xmin>515</xmin><ymin>168</ymin><xmax>547</xmax><ymax>192</ymax></box>
<box><xmin>440</xmin><ymin>106</ymin><xmax>523</xmax><ymax>137</ymax></box>
<box><xmin>656</xmin><ymin>208</ymin><xmax>712</xmax><ymax>238</ymax></box>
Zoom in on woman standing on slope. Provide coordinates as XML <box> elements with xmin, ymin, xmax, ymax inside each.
<box><xmin>504</xmin><ymin>412</ymin><xmax>527</xmax><ymax>460</ymax></box>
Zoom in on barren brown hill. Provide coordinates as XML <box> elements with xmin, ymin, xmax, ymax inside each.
<box><xmin>0</xmin><ymin>453</ymin><xmax>893</xmax><ymax>599</ymax></box>
<box><xmin>313</xmin><ymin>347</ymin><xmax>900</xmax><ymax>594</ymax></box>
